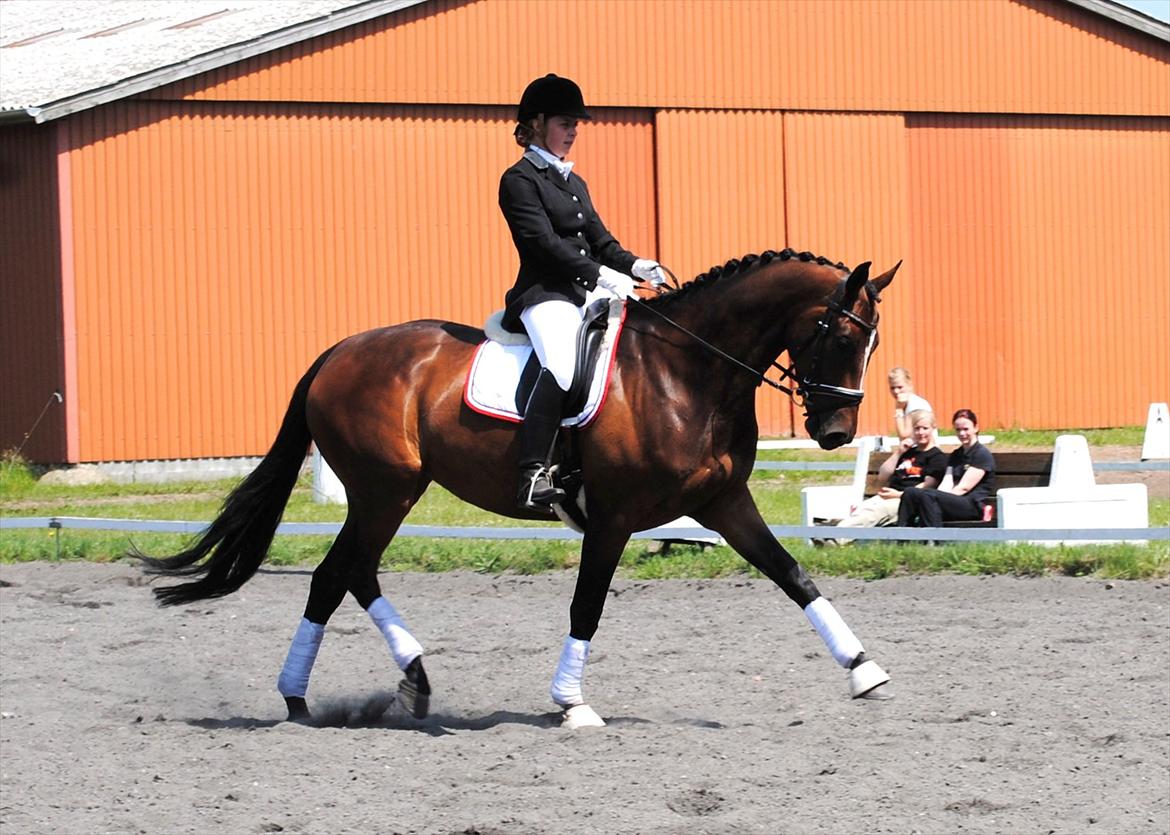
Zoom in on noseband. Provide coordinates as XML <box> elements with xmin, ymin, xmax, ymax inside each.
<box><xmin>632</xmin><ymin>271</ymin><xmax>879</xmax><ymax>417</ymax></box>
<box><xmin>772</xmin><ymin>289</ymin><xmax>879</xmax><ymax>416</ymax></box>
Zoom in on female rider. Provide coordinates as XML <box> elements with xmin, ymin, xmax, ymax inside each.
<box><xmin>499</xmin><ymin>73</ymin><xmax>663</xmax><ymax>509</ymax></box>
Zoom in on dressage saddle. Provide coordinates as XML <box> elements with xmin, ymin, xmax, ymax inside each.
<box><xmin>513</xmin><ymin>298</ymin><xmax>612</xmax><ymax>417</ymax></box>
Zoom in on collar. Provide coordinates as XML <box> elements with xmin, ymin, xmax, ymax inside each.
<box><xmin>526</xmin><ymin>145</ymin><xmax>574</xmax><ymax>180</ymax></box>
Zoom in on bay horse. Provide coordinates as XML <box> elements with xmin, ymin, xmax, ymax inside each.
<box><xmin>138</xmin><ymin>247</ymin><xmax>900</xmax><ymax>728</ymax></box>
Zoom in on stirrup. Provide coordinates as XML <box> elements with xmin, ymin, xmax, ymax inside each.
<box><xmin>518</xmin><ymin>466</ymin><xmax>566</xmax><ymax>509</ymax></box>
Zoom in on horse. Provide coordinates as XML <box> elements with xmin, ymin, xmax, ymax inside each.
<box><xmin>137</xmin><ymin>247</ymin><xmax>900</xmax><ymax>728</ymax></box>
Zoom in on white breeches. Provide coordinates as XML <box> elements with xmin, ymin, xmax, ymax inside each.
<box><xmin>520</xmin><ymin>285</ymin><xmax>617</xmax><ymax>391</ymax></box>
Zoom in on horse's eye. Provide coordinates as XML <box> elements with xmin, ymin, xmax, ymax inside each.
<box><xmin>835</xmin><ymin>335</ymin><xmax>853</xmax><ymax>351</ymax></box>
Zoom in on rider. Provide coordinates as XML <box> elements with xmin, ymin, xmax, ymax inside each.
<box><xmin>499</xmin><ymin>73</ymin><xmax>664</xmax><ymax>510</ymax></box>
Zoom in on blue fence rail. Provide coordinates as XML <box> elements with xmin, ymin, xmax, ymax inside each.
<box><xmin>753</xmin><ymin>460</ymin><xmax>1170</xmax><ymax>472</ymax></box>
<box><xmin>2</xmin><ymin>516</ymin><xmax>1166</xmax><ymax>543</ymax></box>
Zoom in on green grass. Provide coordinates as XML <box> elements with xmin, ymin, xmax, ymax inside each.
<box><xmin>985</xmin><ymin>425</ymin><xmax>1146</xmax><ymax>447</ymax></box>
<box><xmin>1</xmin><ymin>435</ymin><xmax>1166</xmax><ymax>580</ymax></box>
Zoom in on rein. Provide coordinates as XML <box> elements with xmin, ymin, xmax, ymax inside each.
<box><xmin>631</xmin><ymin>265</ymin><xmax>878</xmax><ymax>413</ymax></box>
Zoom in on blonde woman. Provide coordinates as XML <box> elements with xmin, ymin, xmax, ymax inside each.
<box><xmin>888</xmin><ymin>367</ymin><xmax>932</xmax><ymax>442</ymax></box>
<box><xmin>817</xmin><ymin>409</ymin><xmax>946</xmax><ymax>546</ymax></box>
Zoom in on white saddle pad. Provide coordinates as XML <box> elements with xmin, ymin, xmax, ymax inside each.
<box><xmin>464</xmin><ymin>300</ymin><xmax>627</xmax><ymax>427</ymax></box>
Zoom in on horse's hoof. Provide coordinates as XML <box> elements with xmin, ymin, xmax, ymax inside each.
<box><xmin>284</xmin><ymin>696</ymin><xmax>311</xmax><ymax>722</ymax></box>
<box><xmin>857</xmin><ymin>682</ymin><xmax>895</xmax><ymax>700</ymax></box>
<box><xmin>397</xmin><ymin>657</ymin><xmax>431</xmax><ymax>719</ymax></box>
<box><xmin>849</xmin><ymin>659</ymin><xmax>892</xmax><ymax>699</ymax></box>
<box><xmin>561</xmin><ymin>704</ymin><xmax>606</xmax><ymax>729</ymax></box>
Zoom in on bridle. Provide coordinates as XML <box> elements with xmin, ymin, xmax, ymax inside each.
<box><xmin>631</xmin><ymin>269</ymin><xmax>880</xmax><ymax>416</ymax></box>
<box><xmin>774</xmin><ymin>284</ymin><xmax>879</xmax><ymax>415</ymax></box>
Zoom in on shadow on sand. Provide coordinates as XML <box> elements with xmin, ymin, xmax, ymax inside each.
<box><xmin>186</xmin><ymin>693</ymin><xmax>661</xmax><ymax>734</ymax></box>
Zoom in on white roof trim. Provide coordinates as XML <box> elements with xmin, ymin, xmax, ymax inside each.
<box><xmin>1063</xmin><ymin>0</ymin><xmax>1170</xmax><ymax>41</ymax></box>
<box><xmin>1</xmin><ymin>0</ymin><xmax>427</xmax><ymax>124</ymax></box>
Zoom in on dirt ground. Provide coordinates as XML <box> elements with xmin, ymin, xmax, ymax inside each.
<box><xmin>1</xmin><ymin>562</ymin><xmax>1167</xmax><ymax>835</ymax></box>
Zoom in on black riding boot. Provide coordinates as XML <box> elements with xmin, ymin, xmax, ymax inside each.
<box><xmin>517</xmin><ymin>369</ymin><xmax>568</xmax><ymax>510</ymax></box>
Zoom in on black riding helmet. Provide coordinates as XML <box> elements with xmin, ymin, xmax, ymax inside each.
<box><xmin>517</xmin><ymin>74</ymin><xmax>591</xmax><ymax>123</ymax></box>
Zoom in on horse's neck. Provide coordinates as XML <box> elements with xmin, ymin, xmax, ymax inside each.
<box><xmin>629</xmin><ymin>267</ymin><xmax>829</xmax><ymax>421</ymax></box>
<box><xmin>668</xmin><ymin>269</ymin><xmax>823</xmax><ymax>370</ymax></box>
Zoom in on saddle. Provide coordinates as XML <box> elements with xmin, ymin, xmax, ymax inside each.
<box><xmin>466</xmin><ymin>299</ymin><xmax>626</xmax><ymax>532</ymax></box>
<box><xmin>465</xmin><ymin>299</ymin><xmax>625</xmax><ymax>428</ymax></box>
<box><xmin>514</xmin><ymin>299</ymin><xmax>612</xmax><ymax>416</ymax></box>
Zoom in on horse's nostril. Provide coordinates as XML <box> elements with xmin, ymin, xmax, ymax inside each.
<box><xmin>818</xmin><ymin>430</ymin><xmax>849</xmax><ymax>450</ymax></box>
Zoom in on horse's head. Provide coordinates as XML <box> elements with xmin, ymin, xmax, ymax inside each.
<box><xmin>789</xmin><ymin>260</ymin><xmax>900</xmax><ymax>449</ymax></box>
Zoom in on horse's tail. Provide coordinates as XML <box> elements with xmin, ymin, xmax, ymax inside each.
<box><xmin>134</xmin><ymin>347</ymin><xmax>337</xmax><ymax>606</ymax></box>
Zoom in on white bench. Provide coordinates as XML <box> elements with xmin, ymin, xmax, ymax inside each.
<box><xmin>996</xmin><ymin>434</ymin><xmax>1148</xmax><ymax>545</ymax></box>
<box><xmin>801</xmin><ymin>434</ymin><xmax>1149</xmax><ymax>544</ymax></box>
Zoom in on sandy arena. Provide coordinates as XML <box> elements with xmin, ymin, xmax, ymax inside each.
<box><xmin>1</xmin><ymin>562</ymin><xmax>1167</xmax><ymax>834</ymax></box>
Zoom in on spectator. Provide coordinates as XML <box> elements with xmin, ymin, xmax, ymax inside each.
<box><xmin>815</xmin><ymin>409</ymin><xmax>946</xmax><ymax>546</ymax></box>
<box><xmin>888</xmin><ymin>367</ymin><xmax>932</xmax><ymax>442</ymax></box>
<box><xmin>896</xmin><ymin>408</ymin><xmax>996</xmax><ymax>529</ymax></box>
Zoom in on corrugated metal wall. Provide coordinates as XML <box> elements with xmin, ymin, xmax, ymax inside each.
<box><xmin>782</xmin><ymin>111</ymin><xmax>912</xmax><ymax>435</ymax></box>
<box><xmin>4</xmin><ymin>0</ymin><xmax>1168</xmax><ymax>462</ymax></box>
<box><xmin>57</xmin><ymin>100</ymin><xmax>654</xmax><ymax>460</ymax></box>
<box><xmin>0</xmin><ymin>124</ymin><xmax>68</xmax><ymax>463</ymax></box>
<box><xmin>150</xmin><ymin>0</ymin><xmax>1169</xmax><ymax>117</ymax></box>
<box><xmin>655</xmin><ymin>109</ymin><xmax>798</xmax><ymax>436</ymax></box>
<box><xmin>906</xmin><ymin>114</ymin><xmax>1170</xmax><ymax>430</ymax></box>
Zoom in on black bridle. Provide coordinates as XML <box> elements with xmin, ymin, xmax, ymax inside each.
<box><xmin>631</xmin><ymin>269</ymin><xmax>879</xmax><ymax>416</ymax></box>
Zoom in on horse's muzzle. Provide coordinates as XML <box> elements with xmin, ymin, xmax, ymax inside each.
<box><xmin>805</xmin><ymin>411</ymin><xmax>857</xmax><ymax>450</ymax></box>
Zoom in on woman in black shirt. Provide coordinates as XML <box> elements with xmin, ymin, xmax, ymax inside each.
<box><xmin>896</xmin><ymin>408</ymin><xmax>996</xmax><ymax>527</ymax></box>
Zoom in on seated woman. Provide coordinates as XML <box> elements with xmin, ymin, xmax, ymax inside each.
<box><xmin>817</xmin><ymin>409</ymin><xmax>946</xmax><ymax>546</ymax></box>
<box><xmin>896</xmin><ymin>408</ymin><xmax>996</xmax><ymax>528</ymax></box>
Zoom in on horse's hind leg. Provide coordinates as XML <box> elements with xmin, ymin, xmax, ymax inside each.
<box><xmin>277</xmin><ymin>486</ymin><xmax>431</xmax><ymax>721</ymax></box>
<box><xmin>696</xmin><ymin>484</ymin><xmax>892</xmax><ymax>700</ymax></box>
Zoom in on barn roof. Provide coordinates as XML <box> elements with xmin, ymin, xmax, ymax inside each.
<box><xmin>0</xmin><ymin>0</ymin><xmax>424</xmax><ymax>123</ymax></box>
<box><xmin>1</xmin><ymin>0</ymin><xmax>1166</xmax><ymax>124</ymax></box>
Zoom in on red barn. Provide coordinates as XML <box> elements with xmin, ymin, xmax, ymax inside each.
<box><xmin>2</xmin><ymin>0</ymin><xmax>1167</xmax><ymax>466</ymax></box>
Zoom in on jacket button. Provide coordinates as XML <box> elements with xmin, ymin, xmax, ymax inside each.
<box><xmin>572</xmin><ymin>195</ymin><xmax>579</xmax><ymax>202</ymax></box>
<box><xmin>577</xmin><ymin>231</ymin><xmax>584</xmax><ymax>237</ymax></box>
<box><xmin>579</xmin><ymin>249</ymin><xmax>586</xmax><ymax>255</ymax></box>
<box><xmin>576</xmin><ymin>212</ymin><xmax>583</xmax><ymax>219</ymax></box>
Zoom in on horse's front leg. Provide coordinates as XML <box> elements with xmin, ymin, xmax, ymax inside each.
<box><xmin>696</xmin><ymin>484</ymin><xmax>892</xmax><ymax>699</ymax></box>
<box><xmin>551</xmin><ymin>525</ymin><xmax>631</xmax><ymax>728</ymax></box>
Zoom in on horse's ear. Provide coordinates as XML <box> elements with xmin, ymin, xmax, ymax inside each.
<box><xmin>871</xmin><ymin>260</ymin><xmax>902</xmax><ymax>292</ymax></box>
<box><xmin>843</xmin><ymin>261</ymin><xmax>871</xmax><ymax>301</ymax></box>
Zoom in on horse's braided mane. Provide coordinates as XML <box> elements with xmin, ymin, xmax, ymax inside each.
<box><xmin>646</xmin><ymin>247</ymin><xmax>849</xmax><ymax>306</ymax></box>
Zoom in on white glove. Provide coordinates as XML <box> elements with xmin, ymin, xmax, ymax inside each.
<box><xmin>597</xmin><ymin>265</ymin><xmax>637</xmax><ymax>299</ymax></box>
<box><xmin>631</xmin><ymin>258</ymin><xmax>667</xmax><ymax>286</ymax></box>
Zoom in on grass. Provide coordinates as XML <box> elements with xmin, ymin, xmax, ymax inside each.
<box><xmin>1</xmin><ymin>431</ymin><xmax>1166</xmax><ymax>580</ymax></box>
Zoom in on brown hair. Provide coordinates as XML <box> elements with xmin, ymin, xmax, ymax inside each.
<box><xmin>952</xmin><ymin>408</ymin><xmax>979</xmax><ymax>426</ymax></box>
<box><xmin>513</xmin><ymin>121</ymin><xmax>537</xmax><ymax>148</ymax></box>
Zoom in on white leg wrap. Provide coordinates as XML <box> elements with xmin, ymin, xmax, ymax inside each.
<box><xmin>550</xmin><ymin>636</ymin><xmax>590</xmax><ymax>707</ymax></box>
<box><xmin>277</xmin><ymin>617</ymin><xmax>325</xmax><ymax>698</ymax></box>
<box><xmin>368</xmin><ymin>596</ymin><xmax>424</xmax><ymax>670</ymax></box>
<box><xmin>804</xmin><ymin>596</ymin><xmax>865</xmax><ymax>668</ymax></box>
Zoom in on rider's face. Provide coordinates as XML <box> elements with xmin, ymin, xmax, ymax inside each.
<box><xmin>534</xmin><ymin>115</ymin><xmax>578</xmax><ymax>158</ymax></box>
